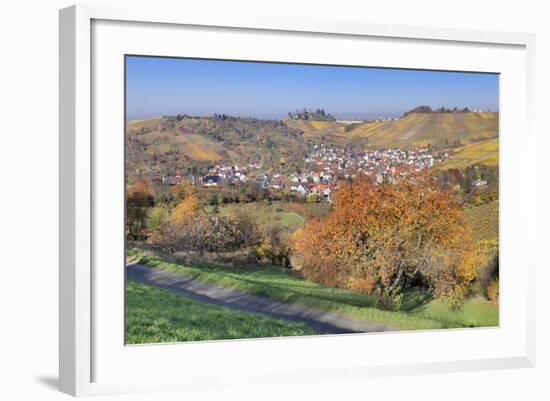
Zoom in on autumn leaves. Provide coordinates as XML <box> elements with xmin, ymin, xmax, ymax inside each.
<box><xmin>291</xmin><ymin>174</ymin><xmax>480</xmax><ymax>309</ymax></box>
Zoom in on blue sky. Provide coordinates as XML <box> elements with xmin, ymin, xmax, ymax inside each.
<box><xmin>126</xmin><ymin>56</ymin><xmax>499</xmax><ymax>120</ymax></box>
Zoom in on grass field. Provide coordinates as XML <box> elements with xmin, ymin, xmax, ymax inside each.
<box><xmin>126</xmin><ymin>280</ymin><xmax>318</xmax><ymax>344</ymax></box>
<box><xmin>128</xmin><ymin>250</ymin><xmax>499</xmax><ymax>331</ymax></box>
<box><xmin>216</xmin><ymin>202</ymin><xmax>305</xmax><ymax>230</ymax></box>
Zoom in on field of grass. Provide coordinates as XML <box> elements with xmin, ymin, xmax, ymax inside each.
<box><xmin>439</xmin><ymin>138</ymin><xmax>499</xmax><ymax>169</ymax></box>
<box><xmin>126</xmin><ymin>280</ymin><xmax>318</xmax><ymax>344</ymax></box>
<box><xmin>216</xmin><ymin>202</ymin><xmax>305</xmax><ymax>230</ymax></box>
<box><xmin>128</xmin><ymin>250</ymin><xmax>499</xmax><ymax>331</ymax></box>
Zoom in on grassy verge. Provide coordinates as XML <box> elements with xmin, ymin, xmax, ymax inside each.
<box><xmin>128</xmin><ymin>249</ymin><xmax>499</xmax><ymax>331</ymax></box>
<box><xmin>215</xmin><ymin>202</ymin><xmax>305</xmax><ymax>230</ymax></box>
<box><xmin>126</xmin><ymin>280</ymin><xmax>319</xmax><ymax>344</ymax></box>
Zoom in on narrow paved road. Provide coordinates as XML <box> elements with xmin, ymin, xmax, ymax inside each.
<box><xmin>126</xmin><ymin>263</ymin><xmax>396</xmax><ymax>334</ymax></box>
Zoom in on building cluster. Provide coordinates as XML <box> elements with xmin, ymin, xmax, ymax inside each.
<box><xmin>161</xmin><ymin>144</ymin><xmax>448</xmax><ymax>203</ymax></box>
<box><xmin>302</xmin><ymin>144</ymin><xmax>447</xmax><ymax>184</ymax></box>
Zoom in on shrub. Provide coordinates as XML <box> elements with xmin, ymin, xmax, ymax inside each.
<box><xmin>163</xmin><ymin>214</ymin><xmax>243</xmax><ymax>254</ymax></box>
<box><xmin>477</xmin><ymin>239</ymin><xmax>499</xmax><ymax>292</ymax></box>
<box><xmin>306</xmin><ymin>194</ymin><xmax>319</xmax><ymax>203</ymax></box>
<box><xmin>163</xmin><ymin>199</ymin><xmax>261</xmax><ymax>255</ymax></box>
<box><xmin>292</xmin><ymin>174</ymin><xmax>479</xmax><ymax>306</ymax></box>
<box><xmin>147</xmin><ymin>206</ymin><xmax>170</xmax><ymax>231</ymax></box>
<box><xmin>126</xmin><ymin>180</ymin><xmax>155</xmax><ymax>240</ymax></box>
<box><xmin>171</xmin><ymin>194</ymin><xmax>201</xmax><ymax>226</ymax></box>
<box><xmin>256</xmin><ymin>225</ymin><xmax>291</xmax><ymax>267</ymax></box>
<box><xmin>375</xmin><ymin>288</ymin><xmax>404</xmax><ymax>311</ymax></box>
<box><xmin>487</xmin><ymin>279</ymin><xmax>499</xmax><ymax>304</ymax></box>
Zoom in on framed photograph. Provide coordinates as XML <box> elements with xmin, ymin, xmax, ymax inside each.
<box><xmin>59</xmin><ymin>4</ymin><xmax>536</xmax><ymax>396</ymax></box>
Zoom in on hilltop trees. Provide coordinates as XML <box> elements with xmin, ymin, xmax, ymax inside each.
<box><xmin>403</xmin><ymin>105</ymin><xmax>433</xmax><ymax>116</ymax></box>
<box><xmin>291</xmin><ymin>174</ymin><xmax>479</xmax><ymax>308</ymax></box>
<box><xmin>402</xmin><ymin>105</ymin><xmax>475</xmax><ymax>116</ymax></box>
<box><xmin>403</xmin><ymin>105</ymin><xmax>475</xmax><ymax>117</ymax></box>
<box><xmin>288</xmin><ymin>108</ymin><xmax>336</xmax><ymax>121</ymax></box>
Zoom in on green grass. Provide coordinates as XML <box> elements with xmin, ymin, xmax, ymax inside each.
<box><xmin>126</xmin><ymin>280</ymin><xmax>319</xmax><ymax>344</ymax></box>
<box><xmin>128</xmin><ymin>249</ymin><xmax>499</xmax><ymax>331</ymax></box>
<box><xmin>216</xmin><ymin>202</ymin><xmax>305</xmax><ymax>230</ymax></box>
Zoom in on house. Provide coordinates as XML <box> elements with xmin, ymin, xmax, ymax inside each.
<box><xmin>311</xmin><ymin>184</ymin><xmax>332</xmax><ymax>202</ymax></box>
<box><xmin>162</xmin><ymin>175</ymin><xmax>184</xmax><ymax>185</ymax></box>
<box><xmin>189</xmin><ymin>175</ymin><xmax>199</xmax><ymax>186</ymax></box>
<box><xmin>472</xmin><ymin>179</ymin><xmax>488</xmax><ymax>187</ymax></box>
<box><xmin>269</xmin><ymin>179</ymin><xmax>284</xmax><ymax>190</ymax></box>
<box><xmin>320</xmin><ymin>172</ymin><xmax>333</xmax><ymax>182</ymax></box>
<box><xmin>291</xmin><ymin>183</ymin><xmax>309</xmax><ymax>195</ymax></box>
<box><xmin>203</xmin><ymin>175</ymin><xmax>221</xmax><ymax>187</ymax></box>
<box><xmin>254</xmin><ymin>176</ymin><xmax>270</xmax><ymax>188</ymax></box>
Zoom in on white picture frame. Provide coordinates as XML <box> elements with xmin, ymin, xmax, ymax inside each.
<box><xmin>59</xmin><ymin>4</ymin><xmax>536</xmax><ymax>397</ymax></box>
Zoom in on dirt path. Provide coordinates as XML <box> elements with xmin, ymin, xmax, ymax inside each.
<box><xmin>126</xmin><ymin>263</ymin><xmax>396</xmax><ymax>335</ymax></box>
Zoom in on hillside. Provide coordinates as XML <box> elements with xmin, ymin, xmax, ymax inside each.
<box><xmin>284</xmin><ymin>119</ymin><xmax>346</xmax><ymax>140</ymax></box>
<box><xmin>438</xmin><ymin>138</ymin><xmax>499</xmax><ymax>170</ymax></box>
<box><xmin>349</xmin><ymin>112</ymin><xmax>498</xmax><ymax>147</ymax></box>
<box><xmin>283</xmin><ymin>112</ymin><xmax>498</xmax><ymax>148</ymax></box>
<box><xmin>126</xmin><ymin>115</ymin><xmax>312</xmax><ymax>180</ymax></box>
<box><xmin>126</xmin><ymin>112</ymin><xmax>499</xmax><ymax>181</ymax></box>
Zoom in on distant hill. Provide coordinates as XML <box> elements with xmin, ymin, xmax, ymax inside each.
<box><xmin>347</xmin><ymin>112</ymin><xmax>499</xmax><ymax>148</ymax></box>
<box><xmin>126</xmin><ymin>115</ymin><xmax>312</xmax><ymax>180</ymax></box>
<box><xmin>284</xmin><ymin>119</ymin><xmax>348</xmax><ymax>142</ymax></box>
<box><xmin>126</xmin><ymin>112</ymin><xmax>499</xmax><ymax>181</ymax></box>
<box><xmin>283</xmin><ymin>112</ymin><xmax>498</xmax><ymax>148</ymax></box>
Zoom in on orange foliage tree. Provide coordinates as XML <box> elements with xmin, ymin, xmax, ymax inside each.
<box><xmin>292</xmin><ymin>174</ymin><xmax>479</xmax><ymax>308</ymax></box>
<box><xmin>170</xmin><ymin>183</ymin><xmax>195</xmax><ymax>204</ymax></box>
<box><xmin>171</xmin><ymin>193</ymin><xmax>202</xmax><ymax>226</ymax></box>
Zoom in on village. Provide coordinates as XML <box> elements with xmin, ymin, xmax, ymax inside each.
<box><xmin>162</xmin><ymin>144</ymin><xmax>450</xmax><ymax>202</ymax></box>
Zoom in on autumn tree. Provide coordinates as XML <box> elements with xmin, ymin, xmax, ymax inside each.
<box><xmin>171</xmin><ymin>193</ymin><xmax>202</xmax><ymax>226</ymax></box>
<box><xmin>126</xmin><ymin>180</ymin><xmax>155</xmax><ymax>240</ymax></box>
<box><xmin>170</xmin><ymin>182</ymin><xmax>196</xmax><ymax>204</ymax></box>
<box><xmin>292</xmin><ymin>174</ymin><xmax>479</xmax><ymax>308</ymax></box>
